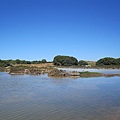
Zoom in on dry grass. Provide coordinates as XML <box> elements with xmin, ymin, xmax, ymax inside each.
<box><xmin>14</xmin><ymin>63</ymin><xmax>54</xmax><ymax>68</ymax></box>
<box><xmin>87</xmin><ymin>61</ymin><xmax>96</xmax><ymax>66</ymax></box>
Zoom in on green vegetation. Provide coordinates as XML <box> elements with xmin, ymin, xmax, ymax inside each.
<box><xmin>53</xmin><ymin>56</ymin><xmax>120</xmax><ymax>68</ymax></box>
<box><xmin>53</xmin><ymin>55</ymin><xmax>78</xmax><ymax>66</ymax></box>
<box><xmin>96</xmin><ymin>57</ymin><xmax>120</xmax><ymax>66</ymax></box>
<box><xmin>78</xmin><ymin>60</ymin><xmax>88</xmax><ymax>66</ymax></box>
<box><xmin>0</xmin><ymin>59</ymin><xmax>11</xmax><ymax>67</ymax></box>
<box><xmin>79</xmin><ymin>71</ymin><xmax>103</xmax><ymax>77</ymax></box>
<box><xmin>0</xmin><ymin>59</ymin><xmax>48</xmax><ymax>67</ymax></box>
<box><xmin>41</xmin><ymin>59</ymin><xmax>47</xmax><ymax>63</ymax></box>
<box><xmin>0</xmin><ymin>56</ymin><xmax>120</xmax><ymax>69</ymax></box>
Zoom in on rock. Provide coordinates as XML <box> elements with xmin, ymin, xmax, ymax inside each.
<box><xmin>24</xmin><ymin>69</ymin><xmax>30</xmax><ymax>74</ymax></box>
<box><xmin>48</xmin><ymin>69</ymin><xmax>80</xmax><ymax>77</ymax></box>
<box><xmin>68</xmin><ymin>71</ymin><xmax>80</xmax><ymax>76</ymax></box>
<box><xmin>48</xmin><ymin>69</ymin><xmax>69</xmax><ymax>77</ymax></box>
<box><xmin>9</xmin><ymin>67</ymin><xmax>25</xmax><ymax>75</ymax></box>
<box><xmin>8</xmin><ymin>67</ymin><xmax>120</xmax><ymax>78</ymax></box>
<box><xmin>104</xmin><ymin>73</ymin><xmax>120</xmax><ymax>77</ymax></box>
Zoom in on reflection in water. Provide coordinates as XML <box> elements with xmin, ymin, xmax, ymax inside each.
<box><xmin>0</xmin><ymin>72</ymin><xmax>120</xmax><ymax>120</ymax></box>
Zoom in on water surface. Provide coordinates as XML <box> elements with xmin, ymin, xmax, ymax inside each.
<box><xmin>58</xmin><ymin>68</ymin><xmax>120</xmax><ymax>74</ymax></box>
<box><xmin>0</xmin><ymin>72</ymin><xmax>120</xmax><ymax>120</ymax></box>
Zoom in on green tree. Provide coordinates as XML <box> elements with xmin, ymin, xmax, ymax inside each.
<box><xmin>0</xmin><ymin>59</ymin><xmax>11</xmax><ymax>67</ymax></box>
<box><xmin>41</xmin><ymin>59</ymin><xmax>47</xmax><ymax>63</ymax></box>
<box><xmin>96</xmin><ymin>57</ymin><xmax>118</xmax><ymax>66</ymax></box>
<box><xmin>16</xmin><ymin>59</ymin><xmax>21</xmax><ymax>64</ymax></box>
<box><xmin>116</xmin><ymin>58</ymin><xmax>120</xmax><ymax>65</ymax></box>
<box><xmin>78</xmin><ymin>60</ymin><xmax>88</xmax><ymax>66</ymax></box>
<box><xmin>53</xmin><ymin>55</ymin><xmax>78</xmax><ymax>66</ymax></box>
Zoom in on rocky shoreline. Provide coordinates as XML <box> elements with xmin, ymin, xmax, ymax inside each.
<box><xmin>48</xmin><ymin>69</ymin><xmax>120</xmax><ymax>77</ymax></box>
<box><xmin>5</xmin><ymin>67</ymin><xmax>120</xmax><ymax>78</ymax></box>
<box><xmin>7</xmin><ymin>66</ymin><xmax>51</xmax><ymax>75</ymax></box>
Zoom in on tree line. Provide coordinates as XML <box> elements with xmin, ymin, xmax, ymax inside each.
<box><xmin>0</xmin><ymin>56</ymin><xmax>120</xmax><ymax>67</ymax></box>
<box><xmin>0</xmin><ymin>59</ymin><xmax>48</xmax><ymax>67</ymax></box>
<box><xmin>53</xmin><ymin>56</ymin><xmax>120</xmax><ymax>67</ymax></box>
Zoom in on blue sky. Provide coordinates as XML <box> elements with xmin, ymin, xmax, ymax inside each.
<box><xmin>0</xmin><ymin>0</ymin><xmax>120</xmax><ymax>61</ymax></box>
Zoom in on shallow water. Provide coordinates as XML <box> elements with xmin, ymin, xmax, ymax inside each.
<box><xmin>58</xmin><ymin>68</ymin><xmax>120</xmax><ymax>74</ymax></box>
<box><xmin>0</xmin><ymin>72</ymin><xmax>120</xmax><ymax>120</ymax></box>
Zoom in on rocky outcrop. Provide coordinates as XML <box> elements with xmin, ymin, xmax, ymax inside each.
<box><xmin>103</xmin><ymin>73</ymin><xmax>120</xmax><ymax>77</ymax></box>
<box><xmin>48</xmin><ymin>69</ymin><xmax>120</xmax><ymax>78</ymax></box>
<box><xmin>48</xmin><ymin>69</ymin><xmax>80</xmax><ymax>77</ymax></box>
<box><xmin>9</xmin><ymin>68</ymin><xmax>25</xmax><ymax>75</ymax></box>
<box><xmin>48</xmin><ymin>69</ymin><xmax>69</xmax><ymax>77</ymax></box>
<box><xmin>8</xmin><ymin>67</ymin><xmax>120</xmax><ymax>78</ymax></box>
<box><xmin>68</xmin><ymin>71</ymin><xmax>80</xmax><ymax>76</ymax></box>
<box><xmin>9</xmin><ymin>67</ymin><xmax>52</xmax><ymax>75</ymax></box>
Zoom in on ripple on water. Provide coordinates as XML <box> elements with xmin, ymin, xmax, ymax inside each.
<box><xmin>0</xmin><ymin>73</ymin><xmax>120</xmax><ymax>120</ymax></box>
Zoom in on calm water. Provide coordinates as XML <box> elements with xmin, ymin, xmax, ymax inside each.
<box><xmin>0</xmin><ymin>72</ymin><xmax>120</xmax><ymax>120</ymax></box>
<box><xmin>58</xmin><ymin>68</ymin><xmax>120</xmax><ymax>74</ymax></box>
